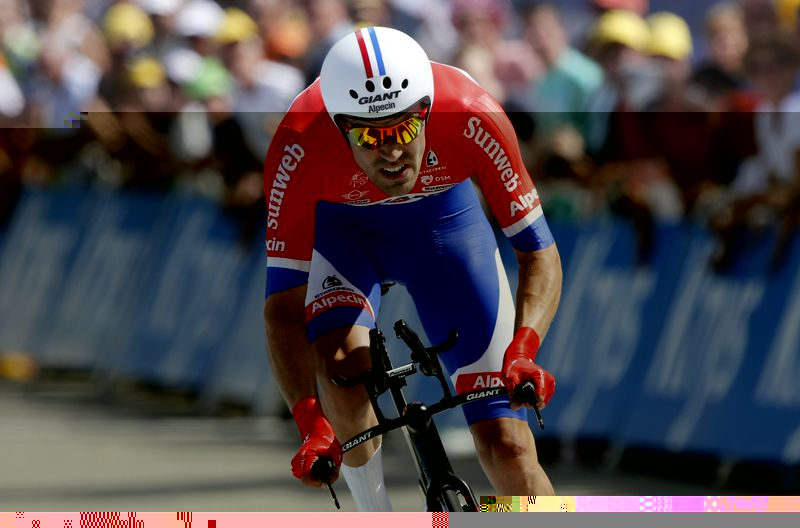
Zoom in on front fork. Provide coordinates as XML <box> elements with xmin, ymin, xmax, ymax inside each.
<box><xmin>402</xmin><ymin>401</ymin><xmax>478</xmax><ymax>511</ymax></box>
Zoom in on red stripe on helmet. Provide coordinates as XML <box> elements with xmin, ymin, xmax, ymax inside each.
<box><xmin>354</xmin><ymin>29</ymin><xmax>373</xmax><ymax>78</ymax></box>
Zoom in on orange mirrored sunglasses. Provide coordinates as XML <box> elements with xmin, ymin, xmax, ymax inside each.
<box><xmin>344</xmin><ymin>108</ymin><xmax>429</xmax><ymax>150</ymax></box>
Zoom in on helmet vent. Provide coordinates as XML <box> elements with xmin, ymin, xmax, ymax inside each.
<box><xmin>365</xmin><ymin>80</ymin><xmax>375</xmax><ymax>92</ymax></box>
<box><xmin>401</xmin><ymin>79</ymin><xmax>409</xmax><ymax>89</ymax></box>
<box><xmin>382</xmin><ymin>77</ymin><xmax>392</xmax><ymax>89</ymax></box>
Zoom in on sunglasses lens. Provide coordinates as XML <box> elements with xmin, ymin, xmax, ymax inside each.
<box><xmin>347</xmin><ymin>115</ymin><xmax>424</xmax><ymax>149</ymax></box>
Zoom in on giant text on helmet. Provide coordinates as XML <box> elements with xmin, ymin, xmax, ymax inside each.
<box><xmin>267</xmin><ymin>143</ymin><xmax>305</xmax><ymax>230</ymax></box>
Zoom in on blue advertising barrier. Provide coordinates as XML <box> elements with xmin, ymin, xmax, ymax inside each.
<box><xmin>1</xmin><ymin>188</ymin><xmax>799</xmax><ymax>464</ymax></box>
<box><xmin>0</xmin><ymin>189</ymin><xmax>93</xmax><ymax>358</ymax></box>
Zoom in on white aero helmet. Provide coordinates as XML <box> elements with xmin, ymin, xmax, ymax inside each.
<box><xmin>320</xmin><ymin>26</ymin><xmax>434</xmax><ymax>128</ymax></box>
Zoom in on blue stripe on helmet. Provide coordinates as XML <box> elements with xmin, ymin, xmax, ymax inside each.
<box><xmin>367</xmin><ymin>27</ymin><xmax>386</xmax><ymax>76</ymax></box>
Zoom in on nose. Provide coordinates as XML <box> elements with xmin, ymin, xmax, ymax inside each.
<box><xmin>377</xmin><ymin>140</ymin><xmax>403</xmax><ymax>161</ymax></box>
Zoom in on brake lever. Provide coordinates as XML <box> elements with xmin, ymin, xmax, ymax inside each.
<box><xmin>311</xmin><ymin>458</ymin><xmax>340</xmax><ymax>510</ymax></box>
<box><xmin>517</xmin><ymin>382</ymin><xmax>545</xmax><ymax>430</ymax></box>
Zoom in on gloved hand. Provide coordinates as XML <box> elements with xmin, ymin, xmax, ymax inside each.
<box><xmin>290</xmin><ymin>396</ymin><xmax>343</xmax><ymax>487</ymax></box>
<box><xmin>501</xmin><ymin>327</ymin><xmax>556</xmax><ymax>411</ymax></box>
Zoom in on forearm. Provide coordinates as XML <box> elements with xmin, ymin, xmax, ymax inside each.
<box><xmin>264</xmin><ymin>287</ymin><xmax>318</xmax><ymax>409</ymax></box>
<box><xmin>513</xmin><ymin>243</ymin><xmax>563</xmax><ymax>341</ymax></box>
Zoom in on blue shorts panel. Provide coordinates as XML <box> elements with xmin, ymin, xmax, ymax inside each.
<box><xmin>307</xmin><ymin>181</ymin><xmax>523</xmax><ymax>424</ymax></box>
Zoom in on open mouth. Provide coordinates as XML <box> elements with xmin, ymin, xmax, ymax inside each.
<box><xmin>380</xmin><ymin>165</ymin><xmax>409</xmax><ymax>179</ymax></box>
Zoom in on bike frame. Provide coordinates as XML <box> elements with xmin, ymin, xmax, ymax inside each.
<box><xmin>335</xmin><ymin>320</ymin><xmax>515</xmax><ymax>512</ymax></box>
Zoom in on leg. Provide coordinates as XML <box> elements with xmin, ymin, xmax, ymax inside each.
<box><xmin>469</xmin><ymin>417</ymin><xmax>555</xmax><ymax>495</ymax></box>
<box><xmin>313</xmin><ymin>324</ymin><xmax>380</xmax><ymax>466</ymax></box>
<box><xmin>313</xmin><ymin>324</ymin><xmax>393</xmax><ymax>511</ymax></box>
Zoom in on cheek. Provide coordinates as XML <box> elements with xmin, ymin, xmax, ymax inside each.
<box><xmin>349</xmin><ymin>145</ymin><xmax>369</xmax><ymax>166</ymax></box>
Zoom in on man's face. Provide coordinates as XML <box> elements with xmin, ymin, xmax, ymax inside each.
<box><xmin>345</xmin><ymin>114</ymin><xmax>427</xmax><ymax>197</ymax></box>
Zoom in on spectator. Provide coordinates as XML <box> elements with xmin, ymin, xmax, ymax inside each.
<box><xmin>711</xmin><ymin>32</ymin><xmax>800</xmax><ymax>271</ymax></box>
<box><xmin>517</xmin><ymin>2</ymin><xmax>602</xmax><ymax>155</ymax></box>
<box><xmin>739</xmin><ymin>0</ymin><xmax>780</xmax><ymax>36</ymax></box>
<box><xmin>692</xmin><ymin>2</ymin><xmax>749</xmax><ymax>91</ymax></box>
<box><xmin>642</xmin><ymin>12</ymin><xmax>710</xmax><ymax>219</ymax></box>
<box><xmin>350</xmin><ymin>0</ymin><xmax>393</xmax><ymax>28</ymax></box>
<box><xmin>136</xmin><ymin>0</ymin><xmax>186</xmax><ymax>58</ymax></box>
<box><xmin>0</xmin><ymin>53</ymin><xmax>25</xmax><ymax>122</ymax></box>
<box><xmin>450</xmin><ymin>0</ymin><xmax>532</xmax><ymax>104</ymax></box>
<box><xmin>171</xmin><ymin>55</ymin><xmax>232</xmax><ymax>170</ymax></box>
<box><xmin>584</xmin><ymin>9</ymin><xmax>657</xmax><ymax>155</ymax></box>
<box><xmin>174</xmin><ymin>0</ymin><xmax>225</xmax><ymax>57</ymax></box>
<box><xmin>775</xmin><ymin>0</ymin><xmax>800</xmax><ymax>34</ymax></box>
<box><xmin>301</xmin><ymin>0</ymin><xmax>354</xmax><ymax>84</ymax></box>
<box><xmin>690</xmin><ymin>4</ymin><xmax>759</xmax><ymax>205</ymax></box>
<box><xmin>178</xmin><ymin>53</ymin><xmax>266</xmax><ymax>245</ymax></box>
<box><xmin>96</xmin><ymin>1</ymin><xmax>155</xmax><ymax>109</ymax></box>
<box><xmin>391</xmin><ymin>0</ymin><xmax>460</xmax><ymax>63</ymax></box>
<box><xmin>216</xmin><ymin>7</ymin><xmax>305</xmax><ymax>161</ymax></box>
<box><xmin>249</xmin><ymin>0</ymin><xmax>311</xmax><ymax>64</ymax></box>
<box><xmin>584</xmin><ymin>9</ymin><xmax>662</xmax><ymax>264</ymax></box>
<box><xmin>87</xmin><ymin>56</ymin><xmax>178</xmax><ymax>191</ymax></box>
<box><xmin>25</xmin><ymin>0</ymin><xmax>107</xmax><ymax>129</ymax></box>
<box><xmin>0</xmin><ymin>0</ymin><xmax>39</xmax><ymax>91</ymax></box>
<box><xmin>589</xmin><ymin>0</ymin><xmax>649</xmax><ymax>16</ymax></box>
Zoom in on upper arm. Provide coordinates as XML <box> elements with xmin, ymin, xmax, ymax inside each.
<box><xmin>264</xmin><ymin>284</ymin><xmax>307</xmax><ymax>324</ymax></box>
<box><xmin>264</xmin><ymin>125</ymin><xmax>317</xmax><ymax>298</ymax></box>
<box><xmin>463</xmin><ymin>93</ymin><xmax>555</xmax><ymax>252</ymax></box>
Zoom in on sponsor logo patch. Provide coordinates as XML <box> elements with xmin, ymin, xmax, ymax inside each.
<box><xmin>322</xmin><ymin>275</ymin><xmax>343</xmax><ymax>290</ymax></box>
<box><xmin>509</xmin><ymin>189</ymin><xmax>541</xmax><ymax>217</ymax></box>
<box><xmin>305</xmin><ymin>289</ymin><xmax>374</xmax><ymax>321</ymax></box>
<box><xmin>426</xmin><ymin>149</ymin><xmax>439</xmax><ymax>167</ymax></box>
<box><xmin>350</xmin><ymin>172</ymin><xmax>368</xmax><ymax>187</ymax></box>
<box><xmin>265</xmin><ymin>238</ymin><xmax>286</xmax><ymax>253</ymax></box>
<box><xmin>267</xmin><ymin>143</ymin><xmax>305</xmax><ymax>230</ymax></box>
<box><xmin>422</xmin><ymin>184</ymin><xmax>456</xmax><ymax>193</ymax></box>
<box><xmin>343</xmin><ymin>189</ymin><xmax>369</xmax><ymax>201</ymax></box>
<box><xmin>456</xmin><ymin>372</ymin><xmax>506</xmax><ymax>394</ymax></box>
<box><xmin>463</xmin><ymin>116</ymin><xmax>521</xmax><ymax>193</ymax></box>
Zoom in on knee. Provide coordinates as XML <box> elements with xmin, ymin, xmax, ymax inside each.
<box><xmin>472</xmin><ymin>419</ymin><xmax>534</xmax><ymax>462</ymax></box>
<box><xmin>313</xmin><ymin>328</ymin><xmax>371</xmax><ymax>380</ymax></box>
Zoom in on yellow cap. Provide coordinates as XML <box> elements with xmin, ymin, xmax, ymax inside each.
<box><xmin>776</xmin><ymin>0</ymin><xmax>800</xmax><ymax>31</ymax></box>
<box><xmin>104</xmin><ymin>3</ymin><xmax>155</xmax><ymax>49</ymax></box>
<box><xmin>647</xmin><ymin>11</ymin><xmax>693</xmax><ymax>61</ymax></box>
<box><xmin>592</xmin><ymin>9</ymin><xmax>651</xmax><ymax>51</ymax></box>
<box><xmin>128</xmin><ymin>57</ymin><xmax>166</xmax><ymax>88</ymax></box>
<box><xmin>215</xmin><ymin>7</ymin><xmax>258</xmax><ymax>44</ymax></box>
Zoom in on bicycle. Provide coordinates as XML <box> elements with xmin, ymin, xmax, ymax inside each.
<box><xmin>312</xmin><ymin>319</ymin><xmax>544</xmax><ymax>512</ymax></box>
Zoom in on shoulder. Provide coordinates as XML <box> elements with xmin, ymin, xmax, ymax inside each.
<box><xmin>431</xmin><ymin>62</ymin><xmax>503</xmax><ymax>114</ymax></box>
<box><xmin>279</xmin><ymin>80</ymin><xmax>331</xmax><ymax>134</ymax></box>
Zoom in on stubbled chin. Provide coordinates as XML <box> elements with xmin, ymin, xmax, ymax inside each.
<box><xmin>376</xmin><ymin>174</ymin><xmax>417</xmax><ymax>196</ymax></box>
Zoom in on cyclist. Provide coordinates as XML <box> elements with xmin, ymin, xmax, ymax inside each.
<box><xmin>264</xmin><ymin>26</ymin><xmax>562</xmax><ymax>511</ymax></box>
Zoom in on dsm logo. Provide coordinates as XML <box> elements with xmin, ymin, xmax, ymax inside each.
<box><xmin>322</xmin><ymin>276</ymin><xmax>343</xmax><ymax>290</ymax></box>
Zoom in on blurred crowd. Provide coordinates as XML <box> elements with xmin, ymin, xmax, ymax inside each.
<box><xmin>0</xmin><ymin>0</ymin><xmax>799</xmax><ymax>269</ymax></box>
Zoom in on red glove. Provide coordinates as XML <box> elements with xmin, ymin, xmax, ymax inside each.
<box><xmin>501</xmin><ymin>327</ymin><xmax>556</xmax><ymax>410</ymax></box>
<box><xmin>290</xmin><ymin>396</ymin><xmax>343</xmax><ymax>486</ymax></box>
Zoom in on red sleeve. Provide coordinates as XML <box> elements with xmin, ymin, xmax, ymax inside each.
<box><xmin>264</xmin><ymin>123</ymin><xmax>317</xmax><ymax>296</ymax></box>
<box><xmin>460</xmin><ymin>92</ymin><xmax>554</xmax><ymax>251</ymax></box>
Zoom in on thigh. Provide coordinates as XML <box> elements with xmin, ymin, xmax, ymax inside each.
<box><xmin>305</xmin><ymin>203</ymin><xmax>382</xmax><ymax>344</ymax></box>
<box><xmin>398</xmin><ymin>215</ymin><xmax>527</xmax><ymax>425</ymax></box>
